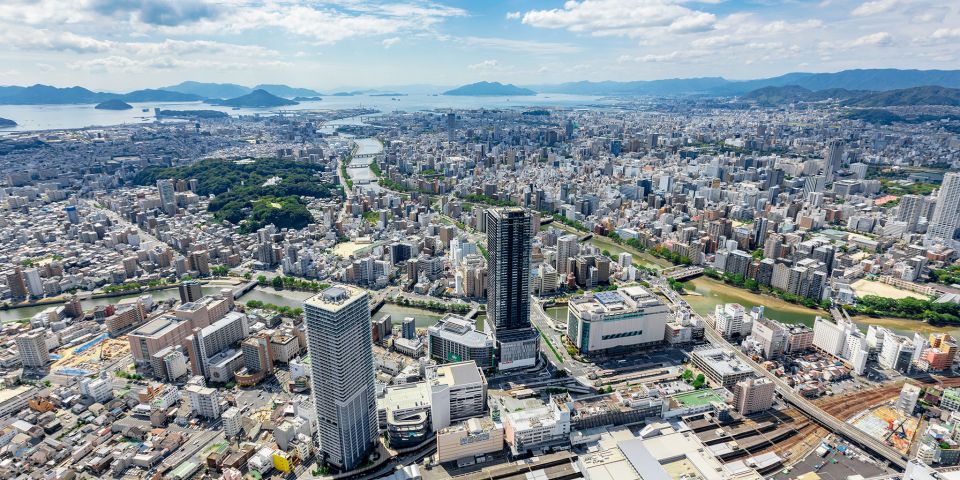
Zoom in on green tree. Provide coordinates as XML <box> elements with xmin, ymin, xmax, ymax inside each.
<box><xmin>271</xmin><ymin>276</ymin><xmax>284</xmax><ymax>290</ymax></box>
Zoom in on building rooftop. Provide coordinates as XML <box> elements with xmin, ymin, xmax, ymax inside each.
<box><xmin>428</xmin><ymin>360</ymin><xmax>484</xmax><ymax>387</ymax></box>
<box><xmin>304</xmin><ymin>284</ymin><xmax>366</xmax><ymax>312</ymax></box>
<box><xmin>427</xmin><ymin>314</ymin><xmax>492</xmax><ymax>348</ymax></box>
<box><xmin>131</xmin><ymin>315</ymin><xmax>183</xmax><ymax>338</ymax></box>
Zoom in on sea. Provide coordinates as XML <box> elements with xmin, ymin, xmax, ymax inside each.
<box><xmin>0</xmin><ymin>93</ymin><xmax>613</xmax><ymax>134</ymax></box>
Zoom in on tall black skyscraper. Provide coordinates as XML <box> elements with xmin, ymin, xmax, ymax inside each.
<box><xmin>485</xmin><ymin>207</ymin><xmax>538</xmax><ymax>370</ymax></box>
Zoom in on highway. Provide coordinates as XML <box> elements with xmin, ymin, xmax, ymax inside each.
<box><xmin>651</xmin><ymin>277</ymin><xmax>908</xmax><ymax>470</ymax></box>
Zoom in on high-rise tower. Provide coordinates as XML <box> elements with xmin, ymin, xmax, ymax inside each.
<box><xmin>303</xmin><ymin>285</ymin><xmax>377</xmax><ymax>471</ymax></box>
<box><xmin>485</xmin><ymin>208</ymin><xmax>539</xmax><ymax>370</ymax></box>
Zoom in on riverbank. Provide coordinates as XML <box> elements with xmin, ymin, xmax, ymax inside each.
<box><xmin>849</xmin><ymin>315</ymin><xmax>960</xmax><ymax>336</ymax></box>
<box><xmin>549</xmin><ymin>222</ymin><xmax>671</xmax><ymax>270</ymax></box>
<box><xmin>682</xmin><ymin>276</ymin><xmax>823</xmax><ymax>325</ymax></box>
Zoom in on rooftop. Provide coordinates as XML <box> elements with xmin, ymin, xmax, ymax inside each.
<box><xmin>304</xmin><ymin>284</ymin><xmax>366</xmax><ymax>312</ymax></box>
<box><xmin>428</xmin><ymin>360</ymin><xmax>484</xmax><ymax>387</ymax></box>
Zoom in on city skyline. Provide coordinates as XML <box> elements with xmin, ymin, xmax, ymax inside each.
<box><xmin>0</xmin><ymin>0</ymin><xmax>958</xmax><ymax>91</ymax></box>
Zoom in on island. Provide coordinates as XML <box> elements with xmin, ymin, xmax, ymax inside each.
<box><xmin>207</xmin><ymin>89</ymin><xmax>298</xmax><ymax>108</ymax></box>
<box><xmin>0</xmin><ymin>117</ymin><xmax>16</xmax><ymax>127</ymax></box>
<box><xmin>158</xmin><ymin>110</ymin><xmax>230</xmax><ymax>119</ymax></box>
<box><xmin>94</xmin><ymin>99</ymin><xmax>134</xmax><ymax>110</ymax></box>
<box><xmin>292</xmin><ymin>96</ymin><xmax>323</xmax><ymax>102</ymax></box>
<box><xmin>443</xmin><ymin>81</ymin><xmax>536</xmax><ymax>96</ymax></box>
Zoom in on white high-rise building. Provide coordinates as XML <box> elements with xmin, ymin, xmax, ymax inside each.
<box><xmin>896</xmin><ymin>383</ymin><xmax>921</xmax><ymax>415</ymax></box>
<box><xmin>23</xmin><ymin>268</ymin><xmax>43</xmax><ymax>298</ymax></box>
<box><xmin>713</xmin><ymin>303</ymin><xmax>751</xmax><ymax>338</ymax></box>
<box><xmin>16</xmin><ymin>328</ymin><xmax>49</xmax><ymax>368</ymax></box>
<box><xmin>556</xmin><ymin>234</ymin><xmax>579</xmax><ymax>275</ymax></box>
<box><xmin>927</xmin><ymin>172</ymin><xmax>960</xmax><ymax>248</ymax></box>
<box><xmin>304</xmin><ymin>285</ymin><xmax>377</xmax><ymax>471</ymax></box>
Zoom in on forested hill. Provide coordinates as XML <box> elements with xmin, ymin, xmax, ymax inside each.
<box><xmin>133</xmin><ymin>158</ymin><xmax>341</xmax><ymax>232</ymax></box>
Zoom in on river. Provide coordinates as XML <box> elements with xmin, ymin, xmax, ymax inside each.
<box><xmin>347</xmin><ymin>137</ymin><xmax>384</xmax><ymax>194</ymax></box>
<box><xmin>0</xmin><ymin>285</ymin><xmax>226</xmax><ymax>323</ymax></box>
<box><xmin>0</xmin><ymin>93</ymin><xmax>609</xmax><ymax>133</ymax></box>
<box><xmin>558</xmin><ymin>227</ymin><xmax>957</xmax><ymax>337</ymax></box>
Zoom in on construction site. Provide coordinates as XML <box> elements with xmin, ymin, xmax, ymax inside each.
<box><xmin>849</xmin><ymin>405</ymin><xmax>918</xmax><ymax>454</ymax></box>
<box><xmin>51</xmin><ymin>335</ymin><xmax>129</xmax><ymax>376</ymax></box>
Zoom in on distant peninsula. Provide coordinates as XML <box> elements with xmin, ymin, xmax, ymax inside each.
<box><xmin>0</xmin><ymin>117</ymin><xmax>16</xmax><ymax>127</ymax></box>
<box><xmin>158</xmin><ymin>110</ymin><xmax>230</xmax><ymax>119</ymax></box>
<box><xmin>95</xmin><ymin>99</ymin><xmax>133</xmax><ymax>110</ymax></box>
<box><xmin>207</xmin><ymin>89</ymin><xmax>298</xmax><ymax>108</ymax></box>
<box><xmin>443</xmin><ymin>82</ymin><xmax>536</xmax><ymax>96</ymax></box>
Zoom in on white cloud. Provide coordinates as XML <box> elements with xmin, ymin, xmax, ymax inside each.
<box><xmin>68</xmin><ymin>55</ymin><xmax>292</xmax><ymax>73</ymax></box>
<box><xmin>518</xmin><ymin>0</ymin><xmax>716</xmax><ymax>38</ymax></box>
<box><xmin>461</xmin><ymin>36</ymin><xmax>582</xmax><ymax>54</ymax></box>
<box><xmin>618</xmin><ymin>49</ymin><xmax>709</xmax><ymax>63</ymax></box>
<box><xmin>849</xmin><ymin>32</ymin><xmax>894</xmax><ymax>47</ymax></box>
<box><xmin>382</xmin><ymin>37</ymin><xmax>401</xmax><ymax>48</ymax></box>
<box><xmin>505</xmin><ymin>11</ymin><xmax>521</xmax><ymax>20</ymax></box>
<box><xmin>852</xmin><ymin>0</ymin><xmax>899</xmax><ymax>16</ymax></box>
<box><xmin>932</xmin><ymin>28</ymin><xmax>960</xmax><ymax>39</ymax></box>
<box><xmin>468</xmin><ymin>59</ymin><xmax>500</xmax><ymax>70</ymax></box>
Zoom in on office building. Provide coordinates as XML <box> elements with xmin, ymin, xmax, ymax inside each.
<box><xmin>401</xmin><ymin>317</ymin><xmax>416</xmax><ymax>340</ymax></box>
<box><xmin>690</xmin><ymin>346</ymin><xmax>754</xmax><ymax>389</ymax></box>
<box><xmin>303</xmin><ymin>285</ymin><xmax>377</xmax><ymax>471</ymax></box>
<box><xmin>427</xmin><ymin>314</ymin><xmax>495</xmax><ymax>369</ymax></box>
<box><xmin>236</xmin><ymin>333</ymin><xmax>274</xmax><ymax>386</ymax></box>
<box><xmin>186</xmin><ymin>311</ymin><xmax>249</xmax><ymax>380</ymax></box>
<box><xmin>426</xmin><ymin>361</ymin><xmax>487</xmax><ymax>430</ymax></box>
<box><xmin>377</xmin><ymin>382</ymin><xmax>433</xmax><ymax>449</ymax></box>
<box><xmin>436</xmin><ymin>418</ymin><xmax>504</xmax><ymax>464</ymax></box>
<box><xmin>178</xmin><ymin>281</ymin><xmax>203</xmax><ymax>304</ymax></box>
<box><xmin>80</xmin><ymin>376</ymin><xmax>114</xmax><ymax>404</ymax></box>
<box><xmin>485</xmin><ymin>207</ymin><xmax>538</xmax><ymax>370</ymax></box>
<box><xmin>566</xmin><ymin>286</ymin><xmax>670</xmax><ymax>354</ymax></box>
<box><xmin>127</xmin><ymin>315</ymin><xmax>192</xmax><ymax>377</ymax></box>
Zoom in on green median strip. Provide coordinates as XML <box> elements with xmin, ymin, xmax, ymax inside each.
<box><xmin>535</xmin><ymin>326</ymin><xmax>563</xmax><ymax>362</ymax></box>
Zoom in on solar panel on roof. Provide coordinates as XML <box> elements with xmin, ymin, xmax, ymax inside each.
<box><xmin>594</xmin><ymin>291</ymin><xmax>625</xmax><ymax>306</ymax></box>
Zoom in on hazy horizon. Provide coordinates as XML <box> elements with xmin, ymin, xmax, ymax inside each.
<box><xmin>0</xmin><ymin>0</ymin><xmax>958</xmax><ymax>91</ymax></box>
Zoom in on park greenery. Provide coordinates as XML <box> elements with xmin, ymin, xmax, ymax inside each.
<box><xmin>102</xmin><ymin>278</ymin><xmax>167</xmax><ymax>293</ymax></box>
<box><xmin>682</xmin><ymin>369</ymin><xmax>707</xmax><ymax>389</ymax></box>
<box><xmin>390</xmin><ymin>296</ymin><xmax>471</xmax><ymax>314</ymax></box>
<box><xmin>843</xmin><ymin>295</ymin><xmax>960</xmax><ymax>325</ymax></box>
<box><xmin>930</xmin><ymin>265</ymin><xmax>960</xmax><ymax>286</ymax></box>
<box><xmin>133</xmin><ymin>158</ymin><xmax>340</xmax><ymax>232</ymax></box>
<box><xmin>255</xmin><ymin>275</ymin><xmax>330</xmax><ymax>292</ymax></box>
<box><xmin>244</xmin><ymin>300</ymin><xmax>303</xmax><ymax>317</ymax></box>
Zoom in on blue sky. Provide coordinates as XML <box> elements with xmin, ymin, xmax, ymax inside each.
<box><xmin>0</xmin><ymin>0</ymin><xmax>957</xmax><ymax>91</ymax></box>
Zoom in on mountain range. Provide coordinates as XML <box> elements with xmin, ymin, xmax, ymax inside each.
<box><xmin>3</xmin><ymin>69</ymin><xmax>960</xmax><ymax>104</ymax></box>
<box><xmin>0</xmin><ymin>82</ymin><xmax>321</xmax><ymax>105</ymax></box>
<box><xmin>741</xmin><ymin>85</ymin><xmax>960</xmax><ymax>107</ymax></box>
